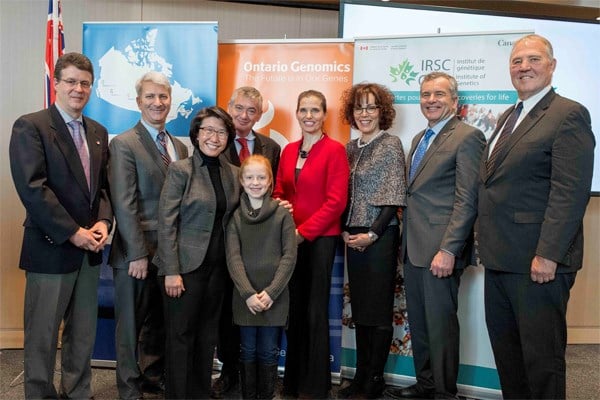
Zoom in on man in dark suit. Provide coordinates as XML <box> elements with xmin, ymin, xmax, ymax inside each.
<box><xmin>386</xmin><ymin>72</ymin><xmax>485</xmax><ymax>399</ymax></box>
<box><xmin>477</xmin><ymin>34</ymin><xmax>594</xmax><ymax>399</ymax></box>
<box><xmin>211</xmin><ymin>86</ymin><xmax>281</xmax><ymax>398</ymax></box>
<box><xmin>109</xmin><ymin>71</ymin><xmax>188</xmax><ymax>400</ymax></box>
<box><xmin>9</xmin><ymin>52</ymin><xmax>112</xmax><ymax>399</ymax></box>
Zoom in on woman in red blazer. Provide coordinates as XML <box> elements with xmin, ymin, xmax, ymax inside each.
<box><xmin>274</xmin><ymin>90</ymin><xmax>349</xmax><ymax>399</ymax></box>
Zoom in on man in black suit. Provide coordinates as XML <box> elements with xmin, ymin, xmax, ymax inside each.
<box><xmin>109</xmin><ymin>71</ymin><xmax>188</xmax><ymax>399</ymax></box>
<box><xmin>9</xmin><ymin>52</ymin><xmax>112</xmax><ymax>399</ymax></box>
<box><xmin>478</xmin><ymin>34</ymin><xmax>595</xmax><ymax>399</ymax></box>
<box><xmin>385</xmin><ymin>72</ymin><xmax>485</xmax><ymax>400</ymax></box>
<box><xmin>211</xmin><ymin>86</ymin><xmax>281</xmax><ymax>398</ymax></box>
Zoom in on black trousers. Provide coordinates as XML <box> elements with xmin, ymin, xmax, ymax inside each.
<box><xmin>485</xmin><ymin>269</ymin><xmax>576</xmax><ymax>399</ymax></box>
<box><xmin>283</xmin><ymin>236</ymin><xmax>337</xmax><ymax>398</ymax></box>
<box><xmin>403</xmin><ymin>258</ymin><xmax>463</xmax><ymax>398</ymax></box>
<box><xmin>162</xmin><ymin>263</ymin><xmax>227</xmax><ymax>399</ymax></box>
<box><xmin>215</xmin><ymin>275</ymin><xmax>241</xmax><ymax>376</ymax></box>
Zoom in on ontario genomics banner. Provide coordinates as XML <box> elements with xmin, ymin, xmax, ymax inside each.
<box><xmin>346</xmin><ymin>31</ymin><xmax>530</xmax><ymax>400</ymax></box>
<box><xmin>217</xmin><ymin>39</ymin><xmax>354</xmax><ymax>148</ymax></box>
<box><xmin>218</xmin><ymin>40</ymin><xmax>354</xmax><ymax>375</ymax></box>
<box><xmin>83</xmin><ymin>22</ymin><xmax>218</xmax><ymax>139</ymax></box>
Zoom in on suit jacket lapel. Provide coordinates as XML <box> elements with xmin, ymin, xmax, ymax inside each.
<box><xmin>172</xmin><ymin>134</ymin><xmax>188</xmax><ymax>160</ymax></box>
<box><xmin>253</xmin><ymin>131</ymin><xmax>264</xmax><ymax>156</ymax></box>
<box><xmin>136</xmin><ymin>121</ymin><xmax>169</xmax><ymax>176</ymax></box>
<box><xmin>83</xmin><ymin>117</ymin><xmax>102</xmax><ymax>200</ymax></box>
<box><xmin>409</xmin><ymin>117</ymin><xmax>457</xmax><ymax>185</ymax></box>
<box><xmin>504</xmin><ymin>91</ymin><xmax>554</xmax><ymax>155</ymax></box>
<box><xmin>50</xmin><ymin>106</ymin><xmax>90</xmax><ymax>198</ymax></box>
<box><xmin>484</xmin><ymin>90</ymin><xmax>555</xmax><ymax>181</ymax></box>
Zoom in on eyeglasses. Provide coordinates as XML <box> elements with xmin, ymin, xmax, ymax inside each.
<box><xmin>353</xmin><ymin>105</ymin><xmax>379</xmax><ymax>115</ymax></box>
<box><xmin>232</xmin><ymin>104</ymin><xmax>259</xmax><ymax>117</ymax></box>
<box><xmin>60</xmin><ymin>79</ymin><xmax>92</xmax><ymax>89</ymax></box>
<box><xmin>199</xmin><ymin>126</ymin><xmax>229</xmax><ymax>139</ymax></box>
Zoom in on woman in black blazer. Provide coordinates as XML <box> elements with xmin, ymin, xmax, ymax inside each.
<box><xmin>154</xmin><ymin>106</ymin><xmax>241</xmax><ymax>399</ymax></box>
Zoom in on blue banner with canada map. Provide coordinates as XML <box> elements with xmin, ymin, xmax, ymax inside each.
<box><xmin>83</xmin><ymin>22</ymin><xmax>218</xmax><ymax>138</ymax></box>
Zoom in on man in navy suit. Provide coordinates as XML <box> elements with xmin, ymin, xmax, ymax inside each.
<box><xmin>9</xmin><ymin>52</ymin><xmax>112</xmax><ymax>399</ymax></box>
<box><xmin>478</xmin><ymin>34</ymin><xmax>595</xmax><ymax>399</ymax></box>
<box><xmin>386</xmin><ymin>72</ymin><xmax>485</xmax><ymax>400</ymax></box>
<box><xmin>211</xmin><ymin>86</ymin><xmax>281</xmax><ymax>398</ymax></box>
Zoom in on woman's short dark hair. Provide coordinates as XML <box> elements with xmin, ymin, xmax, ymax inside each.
<box><xmin>340</xmin><ymin>82</ymin><xmax>396</xmax><ymax>131</ymax></box>
<box><xmin>189</xmin><ymin>106</ymin><xmax>236</xmax><ymax>149</ymax></box>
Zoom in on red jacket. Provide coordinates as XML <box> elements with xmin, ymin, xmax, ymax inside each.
<box><xmin>273</xmin><ymin>135</ymin><xmax>349</xmax><ymax>241</ymax></box>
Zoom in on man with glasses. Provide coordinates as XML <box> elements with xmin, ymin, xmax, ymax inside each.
<box><xmin>211</xmin><ymin>86</ymin><xmax>281</xmax><ymax>399</ymax></box>
<box><xmin>109</xmin><ymin>71</ymin><xmax>188</xmax><ymax>400</ymax></box>
<box><xmin>385</xmin><ymin>72</ymin><xmax>485</xmax><ymax>400</ymax></box>
<box><xmin>9</xmin><ymin>52</ymin><xmax>112</xmax><ymax>399</ymax></box>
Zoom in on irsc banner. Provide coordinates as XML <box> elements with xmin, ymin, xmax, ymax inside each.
<box><xmin>354</xmin><ymin>32</ymin><xmax>531</xmax><ymax>143</ymax></box>
<box><xmin>83</xmin><ymin>22</ymin><xmax>218</xmax><ymax>138</ymax></box>
<box><xmin>217</xmin><ymin>40</ymin><xmax>354</xmax><ymax>149</ymax></box>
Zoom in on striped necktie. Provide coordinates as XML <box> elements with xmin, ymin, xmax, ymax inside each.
<box><xmin>486</xmin><ymin>102</ymin><xmax>523</xmax><ymax>176</ymax></box>
<box><xmin>157</xmin><ymin>130</ymin><xmax>171</xmax><ymax>166</ymax></box>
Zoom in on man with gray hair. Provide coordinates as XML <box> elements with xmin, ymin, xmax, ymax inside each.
<box><xmin>109</xmin><ymin>71</ymin><xmax>188</xmax><ymax>400</ymax></box>
<box><xmin>477</xmin><ymin>34</ymin><xmax>594</xmax><ymax>399</ymax></box>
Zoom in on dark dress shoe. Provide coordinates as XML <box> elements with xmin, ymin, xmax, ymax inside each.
<box><xmin>140</xmin><ymin>378</ymin><xmax>165</xmax><ymax>394</ymax></box>
<box><xmin>211</xmin><ymin>373</ymin><xmax>239</xmax><ymax>399</ymax></box>
<box><xmin>364</xmin><ymin>375</ymin><xmax>386</xmax><ymax>399</ymax></box>
<box><xmin>338</xmin><ymin>380</ymin><xmax>364</xmax><ymax>398</ymax></box>
<box><xmin>384</xmin><ymin>384</ymin><xmax>434</xmax><ymax>399</ymax></box>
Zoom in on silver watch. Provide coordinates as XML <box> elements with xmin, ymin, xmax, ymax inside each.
<box><xmin>367</xmin><ymin>231</ymin><xmax>379</xmax><ymax>242</ymax></box>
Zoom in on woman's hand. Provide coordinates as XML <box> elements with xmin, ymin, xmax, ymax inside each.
<box><xmin>246</xmin><ymin>293</ymin><xmax>265</xmax><ymax>315</ymax></box>
<box><xmin>345</xmin><ymin>233</ymin><xmax>372</xmax><ymax>252</ymax></box>
<box><xmin>165</xmin><ymin>274</ymin><xmax>185</xmax><ymax>298</ymax></box>
<box><xmin>257</xmin><ymin>290</ymin><xmax>273</xmax><ymax>310</ymax></box>
<box><xmin>275</xmin><ymin>198</ymin><xmax>294</xmax><ymax>215</ymax></box>
<box><xmin>295</xmin><ymin>229</ymin><xmax>305</xmax><ymax>245</ymax></box>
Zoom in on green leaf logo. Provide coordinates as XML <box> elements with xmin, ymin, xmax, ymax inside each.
<box><xmin>390</xmin><ymin>60</ymin><xmax>419</xmax><ymax>85</ymax></box>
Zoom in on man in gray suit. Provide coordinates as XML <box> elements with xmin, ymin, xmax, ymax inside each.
<box><xmin>478</xmin><ymin>34</ymin><xmax>594</xmax><ymax>399</ymax></box>
<box><xmin>109</xmin><ymin>71</ymin><xmax>188</xmax><ymax>400</ymax></box>
<box><xmin>386</xmin><ymin>72</ymin><xmax>485</xmax><ymax>399</ymax></box>
<box><xmin>211</xmin><ymin>86</ymin><xmax>281</xmax><ymax>398</ymax></box>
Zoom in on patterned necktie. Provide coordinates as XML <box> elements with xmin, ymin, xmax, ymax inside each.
<box><xmin>67</xmin><ymin>120</ymin><xmax>90</xmax><ymax>188</ymax></box>
<box><xmin>486</xmin><ymin>102</ymin><xmax>523</xmax><ymax>176</ymax></box>
<box><xmin>409</xmin><ymin>128</ymin><xmax>435</xmax><ymax>181</ymax></box>
<box><xmin>237</xmin><ymin>137</ymin><xmax>251</xmax><ymax>163</ymax></box>
<box><xmin>157</xmin><ymin>131</ymin><xmax>171</xmax><ymax>166</ymax></box>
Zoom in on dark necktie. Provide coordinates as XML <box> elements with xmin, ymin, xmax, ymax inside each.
<box><xmin>409</xmin><ymin>128</ymin><xmax>435</xmax><ymax>181</ymax></box>
<box><xmin>486</xmin><ymin>102</ymin><xmax>523</xmax><ymax>176</ymax></box>
<box><xmin>68</xmin><ymin>120</ymin><xmax>90</xmax><ymax>188</ymax></box>
<box><xmin>157</xmin><ymin>131</ymin><xmax>171</xmax><ymax>166</ymax></box>
<box><xmin>237</xmin><ymin>137</ymin><xmax>251</xmax><ymax>163</ymax></box>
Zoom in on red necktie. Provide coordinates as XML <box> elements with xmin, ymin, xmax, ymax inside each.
<box><xmin>237</xmin><ymin>137</ymin><xmax>250</xmax><ymax>162</ymax></box>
